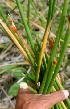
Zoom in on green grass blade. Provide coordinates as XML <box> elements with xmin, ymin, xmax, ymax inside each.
<box><xmin>47</xmin><ymin>23</ymin><xmax>70</xmax><ymax>93</ymax></box>
<box><xmin>0</xmin><ymin>7</ymin><xmax>9</xmax><ymax>26</ymax></box>
<box><xmin>43</xmin><ymin>64</ymin><xmax>55</xmax><ymax>94</ymax></box>
<box><xmin>27</xmin><ymin>0</ymin><xmax>30</xmax><ymax>27</ymax></box>
<box><xmin>16</xmin><ymin>0</ymin><xmax>34</xmax><ymax>49</ymax></box>
<box><xmin>39</xmin><ymin>0</ymin><xmax>69</xmax><ymax>94</ymax></box>
<box><xmin>46</xmin><ymin>0</ymin><xmax>53</xmax><ymax>27</ymax></box>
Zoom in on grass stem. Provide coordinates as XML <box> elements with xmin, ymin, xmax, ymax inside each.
<box><xmin>16</xmin><ymin>0</ymin><xmax>34</xmax><ymax>49</ymax></box>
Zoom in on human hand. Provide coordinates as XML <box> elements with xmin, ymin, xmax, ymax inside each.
<box><xmin>15</xmin><ymin>84</ymin><xmax>69</xmax><ymax>109</ymax></box>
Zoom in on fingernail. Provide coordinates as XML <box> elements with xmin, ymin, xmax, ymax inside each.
<box><xmin>20</xmin><ymin>82</ymin><xmax>28</xmax><ymax>89</ymax></box>
<box><xmin>62</xmin><ymin>90</ymin><xmax>69</xmax><ymax>99</ymax></box>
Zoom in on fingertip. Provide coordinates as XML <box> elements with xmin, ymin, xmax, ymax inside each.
<box><xmin>62</xmin><ymin>90</ymin><xmax>69</xmax><ymax>99</ymax></box>
<box><xmin>44</xmin><ymin>90</ymin><xmax>69</xmax><ymax>107</ymax></box>
<box><xmin>20</xmin><ymin>82</ymin><xmax>28</xmax><ymax>89</ymax></box>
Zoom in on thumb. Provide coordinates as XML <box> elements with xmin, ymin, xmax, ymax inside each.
<box><xmin>44</xmin><ymin>90</ymin><xmax>69</xmax><ymax>108</ymax></box>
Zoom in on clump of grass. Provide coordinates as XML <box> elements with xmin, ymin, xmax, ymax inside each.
<box><xmin>0</xmin><ymin>0</ymin><xmax>70</xmax><ymax>108</ymax></box>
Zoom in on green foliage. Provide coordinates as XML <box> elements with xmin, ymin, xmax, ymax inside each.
<box><xmin>9</xmin><ymin>83</ymin><xmax>19</xmax><ymax>96</ymax></box>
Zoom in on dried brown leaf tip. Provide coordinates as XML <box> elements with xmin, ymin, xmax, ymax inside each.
<box><xmin>48</xmin><ymin>38</ymin><xmax>54</xmax><ymax>50</ymax></box>
<box><xmin>53</xmin><ymin>59</ymin><xmax>57</xmax><ymax>65</ymax></box>
<box><xmin>10</xmin><ymin>25</ymin><xmax>17</xmax><ymax>33</ymax></box>
<box><xmin>10</xmin><ymin>21</ymin><xmax>17</xmax><ymax>33</ymax></box>
<box><xmin>68</xmin><ymin>15</ymin><xmax>70</xmax><ymax>23</ymax></box>
<box><xmin>8</xmin><ymin>15</ymin><xmax>13</xmax><ymax>22</ymax></box>
<box><xmin>8</xmin><ymin>17</ymin><xmax>13</xmax><ymax>22</ymax></box>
